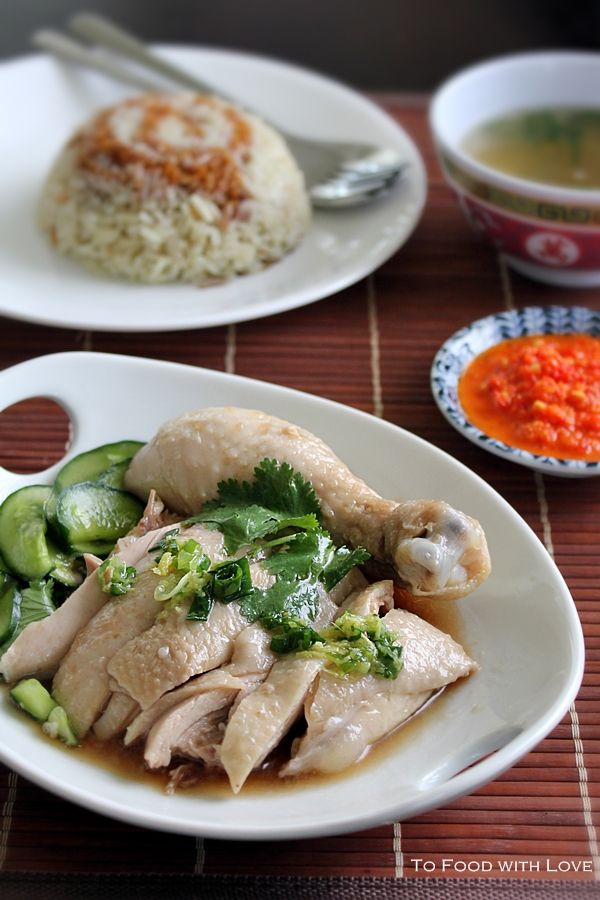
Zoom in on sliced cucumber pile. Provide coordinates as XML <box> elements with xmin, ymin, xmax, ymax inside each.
<box><xmin>54</xmin><ymin>441</ymin><xmax>144</xmax><ymax>491</ymax></box>
<box><xmin>0</xmin><ymin>439</ymin><xmax>144</xmax><ymax>656</ymax></box>
<box><xmin>46</xmin><ymin>440</ymin><xmax>144</xmax><ymax>523</ymax></box>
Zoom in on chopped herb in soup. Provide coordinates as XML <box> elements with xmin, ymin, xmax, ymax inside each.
<box><xmin>461</xmin><ymin>107</ymin><xmax>600</xmax><ymax>189</ymax></box>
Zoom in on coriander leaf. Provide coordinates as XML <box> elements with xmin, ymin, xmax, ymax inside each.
<box><xmin>184</xmin><ymin>458</ymin><xmax>323</xmax><ymax>553</ymax></box>
<box><xmin>178</xmin><ymin>459</ymin><xmax>371</xmax><ymax>636</ymax></box>
<box><xmin>261</xmin><ymin>529</ymin><xmax>334</xmax><ymax>581</ymax></box>
<box><xmin>247</xmin><ymin>459</ymin><xmax>321</xmax><ymax>518</ymax></box>
<box><xmin>321</xmin><ymin>546</ymin><xmax>371</xmax><ymax>591</ymax></box>
<box><xmin>2</xmin><ymin>579</ymin><xmax>56</xmax><ymax>652</ymax></box>
<box><xmin>271</xmin><ymin>514</ymin><xmax>320</xmax><ymax>532</ymax></box>
<box><xmin>189</xmin><ymin>504</ymin><xmax>277</xmax><ymax>552</ymax></box>
<box><xmin>216</xmin><ymin>459</ymin><xmax>321</xmax><ymax>519</ymax></box>
<box><xmin>188</xmin><ymin>504</ymin><xmax>319</xmax><ymax>554</ymax></box>
<box><xmin>239</xmin><ymin>577</ymin><xmax>321</xmax><ymax>625</ymax></box>
<box><xmin>20</xmin><ymin>580</ymin><xmax>55</xmax><ymax>626</ymax></box>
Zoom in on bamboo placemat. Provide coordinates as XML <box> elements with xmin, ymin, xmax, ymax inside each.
<box><xmin>0</xmin><ymin>94</ymin><xmax>599</xmax><ymax>894</ymax></box>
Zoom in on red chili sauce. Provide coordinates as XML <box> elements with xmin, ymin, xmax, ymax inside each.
<box><xmin>458</xmin><ymin>334</ymin><xmax>600</xmax><ymax>461</ymax></box>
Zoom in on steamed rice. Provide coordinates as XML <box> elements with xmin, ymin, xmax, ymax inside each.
<box><xmin>38</xmin><ymin>93</ymin><xmax>311</xmax><ymax>284</ymax></box>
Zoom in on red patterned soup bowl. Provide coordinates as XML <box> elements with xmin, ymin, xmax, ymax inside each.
<box><xmin>430</xmin><ymin>52</ymin><xmax>600</xmax><ymax>288</ymax></box>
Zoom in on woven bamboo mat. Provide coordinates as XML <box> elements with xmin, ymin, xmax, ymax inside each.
<box><xmin>0</xmin><ymin>94</ymin><xmax>599</xmax><ymax>893</ymax></box>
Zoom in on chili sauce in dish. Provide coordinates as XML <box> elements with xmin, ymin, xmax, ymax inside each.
<box><xmin>461</xmin><ymin>108</ymin><xmax>600</xmax><ymax>189</ymax></box>
<box><xmin>458</xmin><ymin>334</ymin><xmax>600</xmax><ymax>461</ymax></box>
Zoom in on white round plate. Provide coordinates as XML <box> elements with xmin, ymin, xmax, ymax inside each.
<box><xmin>0</xmin><ymin>49</ymin><xmax>426</xmax><ymax>332</ymax></box>
<box><xmin>0</xmin><ymin>353</ymin><xmax>584</xmax><ymax>839</ymax></box>
<box><xmin>431</xmin><ymin>305</ymin><xmax>600</xmax><ymax>477</ymax></box>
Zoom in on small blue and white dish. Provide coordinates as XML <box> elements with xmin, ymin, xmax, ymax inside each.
<box><xmin>431</xmin><ymin>306</ymin><xmax>600</xmax><ymax>478</ymax></box>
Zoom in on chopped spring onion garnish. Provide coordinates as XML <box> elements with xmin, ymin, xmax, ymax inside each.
<box><xmin>97</xmin><ymin>556</ymin><xmax>137</xmax><ymax>596</ymax></box>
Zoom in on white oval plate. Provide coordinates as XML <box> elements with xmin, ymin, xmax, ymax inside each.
<box><xmin>0</xmin><ymin>353</ymin><xmax>583</xmax><ymax>839</ymax></box>
<box><xmin>431</xmin><ymin>305</ymin><xmax>600</xmax><ymax>477</ymax></box>
<box><xmin>0</xmin><ymin>49</ymin><xmax>426</xmax><ymax>333</ymax></box>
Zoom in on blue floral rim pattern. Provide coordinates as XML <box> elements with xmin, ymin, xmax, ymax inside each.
<box><xmin>431</xmin><ymin>306</ymin><xmax>600</xmax><ymax>477</ymax></box>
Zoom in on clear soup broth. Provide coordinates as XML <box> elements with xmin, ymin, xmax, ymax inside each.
<box><xmin>461</xmin><ymin>107</ymin><xmax>600</xmax><ymax>189</ymax></box>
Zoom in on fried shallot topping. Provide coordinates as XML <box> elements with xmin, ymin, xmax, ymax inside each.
<box><xmin>70</xmin><ymin>94</ymin><xmax>253</xmax><ymax>208</ymax></box>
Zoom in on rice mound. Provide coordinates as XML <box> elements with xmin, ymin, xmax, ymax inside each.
<box><xmin>38</xmin><ymin>93</ymin><xmax>311</xmax><ymax>284</ymax></box>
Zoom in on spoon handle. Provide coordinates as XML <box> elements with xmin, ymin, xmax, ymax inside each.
<box><xmin>31</xmin><ymin>28</ymin><xmax>163</xmax><ymax>93</ymax></box>
<box><xmin>68</xmin><ymin>13</ymin><xmax>230</xmax><ymax>99</ymax></box>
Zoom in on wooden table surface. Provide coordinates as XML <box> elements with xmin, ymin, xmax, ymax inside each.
<box><xmin>0</xmin><ymin>93</ymin><xmax>599</xmax><ymax>898</ymax></box>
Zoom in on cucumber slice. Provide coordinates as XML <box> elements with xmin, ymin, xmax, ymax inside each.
<box><xmin>70</xmin><ymin>539</ymin><xmax>117</xmax><ymax>556</ymax></box>
<box><xmin>54</xmin><ymin>441</ymin><xmax>144</xmax><ymax>492</ymax></box>
<box><xmin>10</xmin><ymin>678</ymin><xmax>57</xmax><ymax>721</ymax></box>
<box><xmin>0</xmin><ymin>485</ymin><xmax>55</xmax><ymax>579</ymax></box>
<box><xmin>96</xmin><ymin>459</ymin><xmax>131</xmax><ymax>490</ymax></box>
<box><xmin>46</xmin><ymin>705</ymin><xmax>79</xmax><ymax>746</ymax></box>
<box><xmin>49</xmin><ymin>551</ymin><xmax>85</xmax><ymax>588</ymax></box>
<box><xmin>47</xmin><ymin>441</ymin><xmax>142</xmax><ymax>530</ymax></box>
<box><xmin>0</xmin><ymin>578</ymin><xmax>21</xmax><ymax>646</ymax></box>
<box><xmin>0</xmin><ymin>571</ymin><xmax>13</xmax><ymax>593</ymax></box>
<box><xmin>55</xmin><ymin>482</ymin><xmax>144</xmax><ymax>552</ymax></box>
<box><xmin>44</xmin><ymin>489</ymin><xmax>60</xmax><ymax>529</ymax></box>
